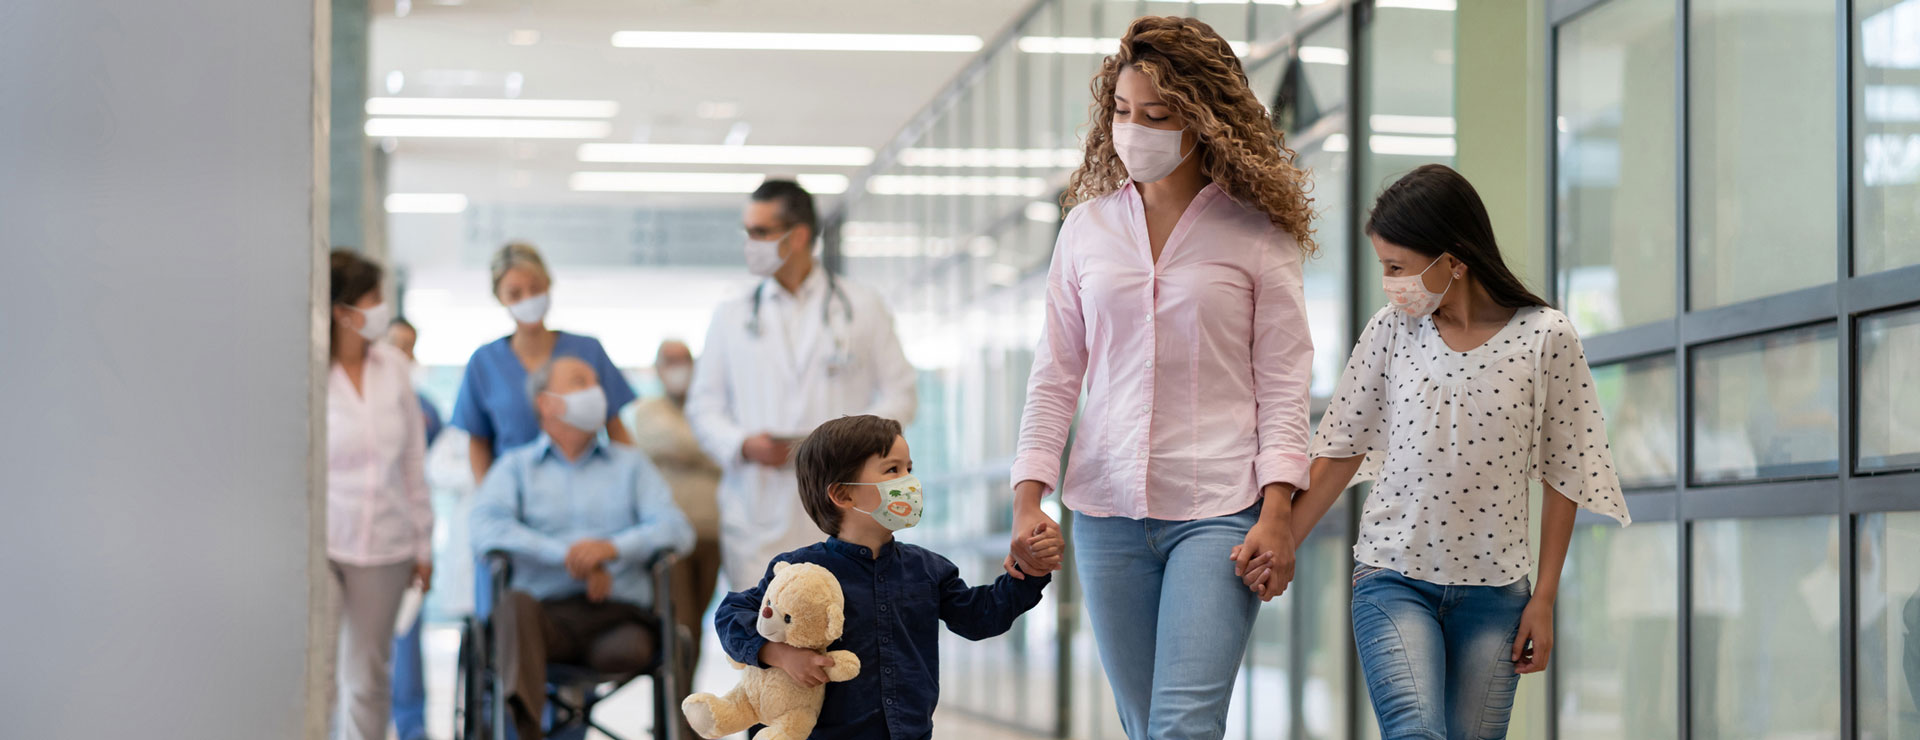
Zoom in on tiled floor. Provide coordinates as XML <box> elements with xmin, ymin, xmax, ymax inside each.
<box><xmin>419</xmin><ymin>625</ymin><xmax>1050</xmax><ymax>740</ymax></box>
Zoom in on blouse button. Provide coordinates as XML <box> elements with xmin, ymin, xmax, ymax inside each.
<box><xmin>1145</xmin><ymin>360</ymin><xmax>1153</xmax><ymax>369</ymax></box>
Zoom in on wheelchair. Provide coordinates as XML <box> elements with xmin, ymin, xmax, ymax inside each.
<box><xmin>454</xmin><ymin>549</ymin><xmax>690</xmax><ymax>740</ymax></box>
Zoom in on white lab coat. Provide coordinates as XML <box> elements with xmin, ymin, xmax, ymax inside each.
<box><xmin>685</xmin><ymin>268</ymin><xmax>917</xmax><ymax>589</ymax></box>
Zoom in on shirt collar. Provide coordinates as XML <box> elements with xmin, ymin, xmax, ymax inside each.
<box><xmin>824</xmin><ymin>536</ymin><xmax>895</xmax><ymax>560</ymax></box>
<box><xmin>534</xmin><ymin>433</ymin><xmax>608</xmax><ymax>464</ymax></box>
<box><xmin>763</xmin><ymin>264</ymin><xmax>827</xmax><ymax>304</ymax></box>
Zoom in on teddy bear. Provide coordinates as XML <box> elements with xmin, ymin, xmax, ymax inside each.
<box><xmin>682</xmin><ymin>561</ymin><xmax>861</xmax><ymax>740</ymax></box>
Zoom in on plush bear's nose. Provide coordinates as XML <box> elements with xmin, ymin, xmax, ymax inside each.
<box><xmin>762</xmin><ymin>606</ymin><xmax>773</xmax><ymax>619</ymax></box>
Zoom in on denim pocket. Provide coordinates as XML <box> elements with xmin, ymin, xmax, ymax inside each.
<box><xmin>1503</xmin><ymin>575</ymin><xmax>1532</xmax><ymax>597</ymax></box>
<box><xmin>1352</xmin><ymin>563</ymin><xmax>1389</xmax><ymax>587</ymax></box>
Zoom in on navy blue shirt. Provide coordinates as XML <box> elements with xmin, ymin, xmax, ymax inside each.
<box><xmin>715</xmin><ymin>538</ymin><xmax>1050</xmax><ymax>740</ymax></box>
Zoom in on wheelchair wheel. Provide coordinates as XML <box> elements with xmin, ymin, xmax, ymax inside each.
<box><xmin>453</xmin><ymin>616</ymin><xmax>487</xmax><ymax>740</ymax></box>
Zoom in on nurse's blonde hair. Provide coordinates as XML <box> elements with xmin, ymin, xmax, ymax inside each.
<box><xmin>1064</xmin><ymin>16</ymin><xmax>1317</xmax><ymax>255</ymax></box>
<box><xmin>490</xmin><ymin>242</ymin><xmax>551</xmax><ymax>297</ymax></box>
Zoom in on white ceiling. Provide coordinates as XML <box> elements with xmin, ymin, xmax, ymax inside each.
<box><xmin>369</xmin><ymin>0</ymin><xmax>1033</xmax><ymax>210</ymax></box>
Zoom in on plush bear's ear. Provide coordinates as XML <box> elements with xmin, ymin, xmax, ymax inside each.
<box><xmin>825</xmin><ymin>591</ymin><xmax>844</xmax><ymax>640</ymax></box>
<box><xmin>773</xmin><ymin>561</ymin><xmax>790</xmax><ymax>574</ymax></box>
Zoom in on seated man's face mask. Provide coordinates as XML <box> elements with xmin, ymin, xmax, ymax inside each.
<box><xmin>547</xmin><ymin>386</ymin><xmax>607</xmax><ymax>432</ymax></box>
<box><xmin>839</xmin><ymin>475</ymin><xmax>924</xmax><ymax>531</ymax></box>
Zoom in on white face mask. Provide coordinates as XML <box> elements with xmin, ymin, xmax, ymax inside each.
<box><xmin>1112</xmin><ymin>122</ymin><xmax>1196</xmax><ymax>184</ymax></box>
<box><xmin>1383</xmin><ymin>256</ymin><xmax>1456</xmax><ymax>318</ymax></box>
<box><xmin>507</xmin><ymin>293</ymin><xmax>550</xmax><ymax>325</ymax></box>
<box><xmin>344</xmin><ymin>302</ymin><xmax>392</xmax><ymax>342</ymax></box>
<box><xmin>745</xmin><ymin>230</ymin><xmax>792</xmax><ymax>277</ymax></box>
<box><xmin>659</xmin><ymin>365</ymin><xmax>693</xmax><ymax>397</ymax></box>
<box><xmin>546</xmin><ymin>386</ymin><xmax>607</xmax><ymax>433</ymax></box>
<box><xmin>840</xmin><ymin>474</ymin><xmax>925</xmax><ymax>532</ymax></box>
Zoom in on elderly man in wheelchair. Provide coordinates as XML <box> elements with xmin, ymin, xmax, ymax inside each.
<box><xmin>467</xmin><ymin>355</ymin><xmax>694</xmax><ymax>740</ymax></box>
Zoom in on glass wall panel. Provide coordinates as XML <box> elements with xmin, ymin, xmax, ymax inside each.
<box><xmin>1860</xmin><ymin>511</ymin><xmax>1920</xmax><ymax>740</ymax></box>
<box><xmin>1691</xmin><ymin>516</ymin><xmax>1842</xmax><ymax>740</ymax></box>
<box><xmin>1687</xmin><ymin>0</ymin><xmax>1839</xmax><ymax>308</ymax></box>
<box><xmin>1559</xmin><ymin>522</ymin><xmax>1680</xmax><ymax>740</ymax></box>
<box><xmin>1593</xmin><ymin>354</ymin><xmax>1678</xmax><ymax>489</ymax></box>
<box><xmin>1357</xmin><ymin>2</ymin><xmax>1456</xmax><ymax>321</ymax></box>
<box><xmin>1246</xmin><ymin>577</ymin><xmax>1295</xmax><ymax>735</ymax></box>
<box><xmin>1690</xmin><ymin>324</ymin><xmax>1839</xmax><ymax>483</ymax></box>
<box><xmin>1859</xmin><ymin>306</ymin><xmax>1920</xmax><ymax>472</ymax></box>
<box><xmin>1283</xmin><ymin>15</ymin><xmax>1353</xmax><ymax>397</ymax></box>
<box><xmin>1554</xmin><ymin>0</ymin><xmax>1677</xmax><ymax>335</ymax></box>
<box><xmin>1854</xmin><ymin>0</ymin><xmax>1920</xmax><ymax>275</ymax></box>
<box><xmin>1298</xmin><ymin>524</ymin><xmax>1352</xmax><ymax>740</ymax></box>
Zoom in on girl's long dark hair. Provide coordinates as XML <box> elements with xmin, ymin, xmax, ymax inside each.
<box><xmin>1365</xmin><ymin>164</ymin><xmax>1549</xmax><ymax>309</ymax></box>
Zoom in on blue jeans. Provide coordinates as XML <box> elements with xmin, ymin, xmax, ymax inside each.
<box><xmin>1350</xmin><ymin>563</ymin><xmax>1530</xmax><ymax>740</ymax></box>
<box><xmin>1073</xmin><ymin>505</ymin><xmax>1262</xmax><ymax>740</ymax></box>
<box><xmin>391</xmin><ymin>612</ymin><xmax>427</xmax><ymax>740</ymax></box>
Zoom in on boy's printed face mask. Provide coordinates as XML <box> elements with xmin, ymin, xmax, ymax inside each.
<box><xmin>839</xmin><ymin>474</ymin><xmax>924</xmax><ymax>531</ymax></box>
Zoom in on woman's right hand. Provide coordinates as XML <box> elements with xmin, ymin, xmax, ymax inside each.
<box><xmin>1010</xmin><ymin>481</ymin><xmax>1063</xmax><ymax>576</ymax></box>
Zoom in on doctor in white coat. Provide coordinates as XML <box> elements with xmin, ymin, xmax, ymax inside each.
<box><xmin>686</xmin><ymin>179</ymin><xmax>917</xmax><ymax>590</ymax></box>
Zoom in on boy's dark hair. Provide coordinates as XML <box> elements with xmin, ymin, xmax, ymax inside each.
<box><xmin>795</xmin><ymin>415</ymin><xmax>903</xmax><ymax>536</ymax></box>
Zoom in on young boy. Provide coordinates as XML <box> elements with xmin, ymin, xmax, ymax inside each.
<box><xmin>712</xmin><ymin>415</ymin><xmax>1062</xmax><ymax>739</ymax></box>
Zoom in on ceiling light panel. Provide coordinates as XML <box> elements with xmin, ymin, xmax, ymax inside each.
<box><xmin>865</xmin><ymin>175</ymin><xmax>1048</xmax><ymax>197</ymax></box>
<box><xmin>576</xmin><ymin>143</ymin><xmax>875</xmax><ymax>167</ymax></box>
<box><xmin>1299</xmin><ymin>46</ymin><xmax>1349</xmax><ymax>65</ymax></box>
<box><xmin>569</xmin><ymin>172</ymin><xmax>851</xmax><ymax>195</ymax></box>
<box><xmin>896</xmin><ymin>148</ymin><xmax>1082</xmax><ymax>168</ymax></box>
<box><xmin>611</xmin><ymin>31</ymin><xmax>982</xmax><ymax>53</ymax></box>
<box><xmin>365</xmin><ymin>97</ymin><xmax>618</xmax><ymax>118</ymax></box>
<box><xmin>366</xmin><ymin>118</ymin><xmax>612</xmax><ymax>139</ymax></box>
<box><xmin>1020</xmin><ymin>36</ymin><xmax>1251</xmax><ymax>56</ymax></box>
<box><xmin>385</xmin><ymin>193</ymin><xmax>469</xmax><ymax>214</ymax></box>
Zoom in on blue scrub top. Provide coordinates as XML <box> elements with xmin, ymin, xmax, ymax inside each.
<box><xmin>450</xmin><ymin>331</ymin><xmax>637</xmax><ymax>457</ymax></box>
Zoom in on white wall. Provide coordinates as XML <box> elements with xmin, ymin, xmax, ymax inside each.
<box><xmin>0</xmin><ymin>2</ymin><xmax>325</xmax><ymax>738</ymax></box>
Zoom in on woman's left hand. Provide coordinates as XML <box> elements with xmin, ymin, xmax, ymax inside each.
<box><xmin>1229</xmin><ymin>518</ymin><xmax>1297</xmax><ymax>602</ymax></box>
<box><xmin>413</xmin><ymin>561</ymin><xmax>433</xmax><ymax>592</ymax></box>
<box><xmin>1512</xmin><ymin>597</ymin><xmax>1554</xmax><ymax>674</ymax></box>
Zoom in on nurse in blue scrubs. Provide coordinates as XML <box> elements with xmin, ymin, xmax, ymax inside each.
<box><xmin>452</xmin><ymin>241</ymin><xmax>637</xmax><ymax>485</ymax></box>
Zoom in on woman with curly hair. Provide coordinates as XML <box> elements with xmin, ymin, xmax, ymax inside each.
<box><xmin>1006</xmin><ymin>16</ymin><xmax>1317</xmax><ymax>738</ymax></box>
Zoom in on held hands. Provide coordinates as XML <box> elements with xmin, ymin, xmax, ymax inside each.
<box><xmin>760</xmin><ymin>641</ymin><xmax>838</xmax><ymax>688</ymax></box>
<box><xmin>1008</xmin><ymin>493</ymin><xmax>1064</xmax><ymax>578</ymax></box>
<box><xmin>566</xmin><ymin>538</ymin><xmax>618</xmax><ymax>580</ymax></box>
<box><xmin>1512</xmin><ymin>597</ymin><xmax>1554</xmax><ymax>674</ymax></box>
<box><xmin>742</xmin><ymin>433</ymin><xmax>795</xmax><ymax>467</ymax></box>
<box><xmin>1004</xmin><ymin>523</ymin><xmax>1065</xmax><ymax>580</ymax></box>
<box><xmin>1229</xmin><ymin>518</ymin><xmax>1298</xmax><ymax>602</ymax></box>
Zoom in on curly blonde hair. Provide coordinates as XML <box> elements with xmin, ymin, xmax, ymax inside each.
<box><xmin>1063</xmin><ymin>16</ymin><xmax>1317</xmax><ymax>255</ymax></box>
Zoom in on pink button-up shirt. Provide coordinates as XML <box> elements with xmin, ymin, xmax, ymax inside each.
<box><xmin>327</xmin><ymin>342</ymin><xmax>432</xmax><ymax>566</ymax></box>
<box><xmin>1011</xmin><ymin>182</ymin><xmax>1314</xmax><ymax>520</ymax></box>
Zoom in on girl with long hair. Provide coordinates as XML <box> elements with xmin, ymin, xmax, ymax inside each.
<box><xmin>1276</xmin><ymin>164</ymin><xmax>1631</xmax><ymax>738</ymax></box>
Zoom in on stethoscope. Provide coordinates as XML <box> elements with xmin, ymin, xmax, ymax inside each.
<box><xmin>746</xmin><ymin>271</ymin><xmax>856</xmax><ymax>375</ymax></box>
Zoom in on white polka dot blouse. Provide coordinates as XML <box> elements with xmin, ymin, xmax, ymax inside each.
<box><xmin>1310</xmin><ymin>304</ymin><xmax>1631</xmax><ymax>586</ymax></box>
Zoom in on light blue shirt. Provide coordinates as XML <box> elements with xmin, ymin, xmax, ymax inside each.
<box><xmin>470</xmin><ymin>434</ymin><xmax>693</xmax><ymax>607</ymax></box>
